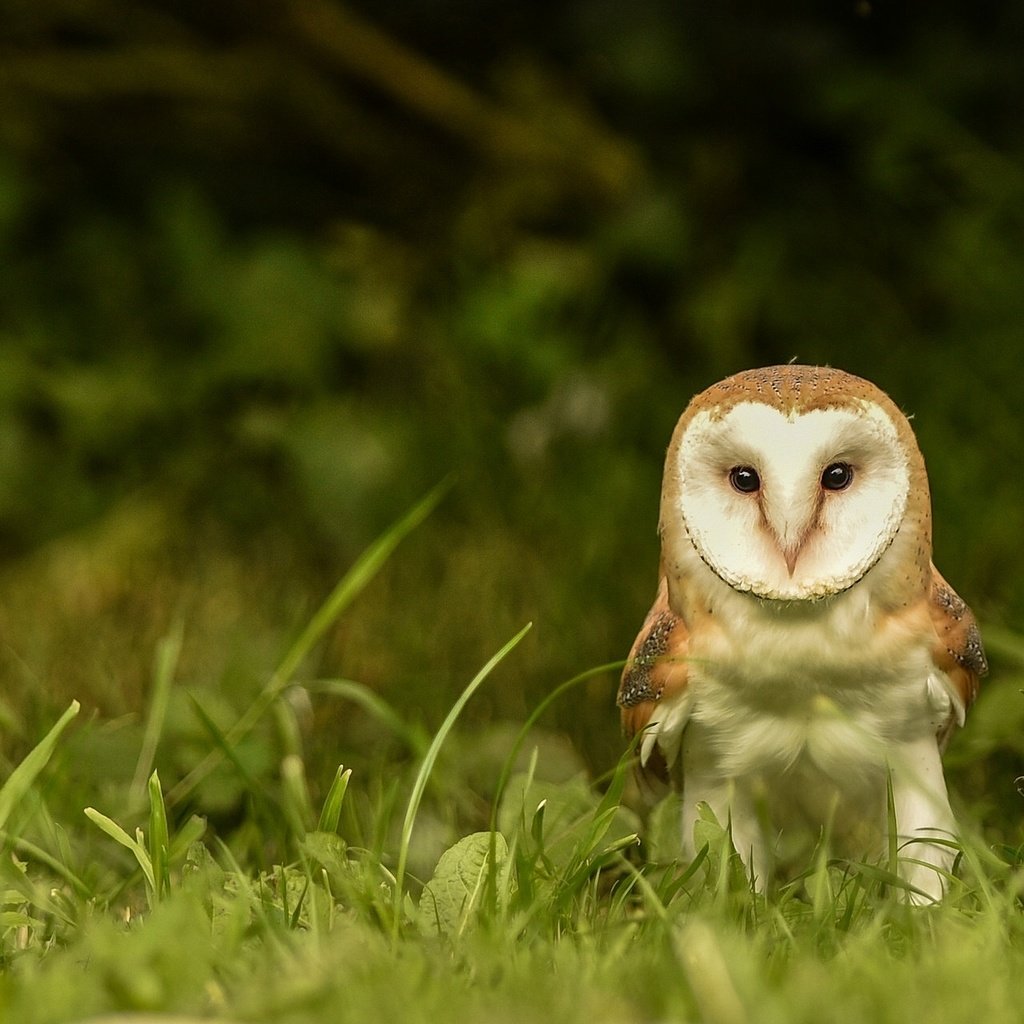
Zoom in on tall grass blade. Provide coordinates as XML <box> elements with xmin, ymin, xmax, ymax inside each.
<box><xmin>275</xmin><ymin>476</ymin><xmax>451</xmax><ymax>686</ymax></box>
<box><xmin>168</xmin><ymin>480</ymin><xmax>449</xmax><ymax>807</ymax></box>
<box><xmin>885</xmin><ymin>770</ymin><xmax>899</xmax><ymax>880</ymax></box>
<box><xmin>131</xmin><ymin>624</ymin><xmax>182</xmax><ymax>802</ymax></box>
<box><xmin>147</xmin><ymin>770</ymin><xmax>171</xmax><ymax>902</ymax></box>
<box><xmin>0</xmin><ymin>700</ymin><xmax>80</xmax><ymax>832</ymax></box>
<box><xmin>392</xmin><ymin>622</ymin><xmax>532</xmax><ymax>938</ymax></box>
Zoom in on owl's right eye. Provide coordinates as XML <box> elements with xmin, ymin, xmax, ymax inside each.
<box><xmin>728</xmin><ymin>466</ymin><xmax>761</xmax><ymax>494</ymax></box>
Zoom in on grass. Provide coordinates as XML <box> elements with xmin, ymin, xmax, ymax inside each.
<box><xmin>0</xmin><ymin>499</ymin><xmax>1022</xmax><ymax>1024</ymax></box>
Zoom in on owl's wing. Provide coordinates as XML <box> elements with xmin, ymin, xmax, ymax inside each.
<box><xmin>617</xmin><ymin>573</ymin><xmax>691</xmax><ymax>787</ymax></box>
<box><xmin>927</xmin><ymin>563</ymin><xmax>988</xmax><ymax>749</ymax></box>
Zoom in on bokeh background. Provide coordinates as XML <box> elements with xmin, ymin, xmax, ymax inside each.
<box><xmin>1</xmin><ymin>0</ymin><xmax>1022</xmax><ymax>851</ymax></box>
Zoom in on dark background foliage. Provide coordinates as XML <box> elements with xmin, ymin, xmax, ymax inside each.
<box><xmin>0</xmin><ymin>0</ymin><xmax>1022</xmax><ymax>846</ymax></box>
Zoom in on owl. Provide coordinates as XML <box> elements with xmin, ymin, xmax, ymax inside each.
<box><xmin>618</xmin><ymin>365</ymin><xmax>987</xmax><ymax>902</ymax></box>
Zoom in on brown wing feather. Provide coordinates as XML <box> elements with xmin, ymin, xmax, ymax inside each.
<box><xmin>928</xmin><ymin>563</ymin><xmax>988</xmax><ymax>745</ymax></box>
<box><xmin>617</xmin><ymin>574</ymin><xmax>690</xmax><ymax>784</ymax></box>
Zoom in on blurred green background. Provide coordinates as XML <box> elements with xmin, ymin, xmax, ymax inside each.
<box><xmin>0</xmin><ymin>1</ymin><xmax>1022</xmax><ymax>847</ymax></box>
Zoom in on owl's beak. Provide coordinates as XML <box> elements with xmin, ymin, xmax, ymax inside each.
<box><xmin>766</xmin><ymin>519</ymin><xmax>812</xmax><ymax>576</ymax></box>
<box><xmin>760</xmin><ymin>485</ymin><xmax>818</xmax><ymax>578</ymax></box>
<box><xmin>759</xmin><ymin>507</ymin><xmax>812</xmax><ymax>577</ymax></box>
<box><xmin>782</xmin><ymin>541</ymin><xmax>805</xmax><ymax>577</ymax></box>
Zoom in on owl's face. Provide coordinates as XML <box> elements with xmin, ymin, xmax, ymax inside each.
<box><xmin>665</xmin><ymin>395</ymin><xmax>916</xmax><ymax>601</ymax></box>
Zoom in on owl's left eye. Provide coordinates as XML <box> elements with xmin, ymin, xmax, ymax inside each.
<box><xmin>729</xmin><ymin>466</ymin><xmax>761</xmax><ymax>494</ymax></box>
<box><xmin>821</xmin><ymin>462</ymin><xmax>854</xmax><ymax>491</ymax></box>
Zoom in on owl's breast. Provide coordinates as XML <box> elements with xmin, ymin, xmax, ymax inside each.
<box><xmin>683</xmin><ymin>583</ymin><xmax>937</xmax><ymax>779</ymax></box>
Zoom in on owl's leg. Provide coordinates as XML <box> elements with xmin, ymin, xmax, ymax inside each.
<box><xmin>681</xmin><ymin>774</ymin><xmax>769</xmax><ymax>889</ymax></box>
<box><xmin>887</xmin><ymin>734</ymin><xmax>958</xmax><ymax>904</ymax></box>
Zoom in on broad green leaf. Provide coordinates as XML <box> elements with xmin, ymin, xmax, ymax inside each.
<box><xmin>418</xmin><ymin>831</ymin><xmax>509</xmax><ymax>937</ymax></box>
<box><xmin>300</xmin><ymin>830</ymin><xmax>347</xmax><ymax>870</ymax></box>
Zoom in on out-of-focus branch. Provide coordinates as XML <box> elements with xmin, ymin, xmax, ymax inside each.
<box><xmin>289</xmin><ymin>0</ymin><xmax>641</xmax><ymax>195</ymax></box>
<box><xmin>0</xmin><ymin>4</ymin><xmax>642</xmax><ymax>200</ymax></box>
<box><xmin>0</xmin><ymin>45</ymin><xmax>253</xmax><ymax>102</ymax></box>
<box><xmin>0</xmin><ymin>43</ymin><xmax>409</xmax><ymax>173</ymax></box>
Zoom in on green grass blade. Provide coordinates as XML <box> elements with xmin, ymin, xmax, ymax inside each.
<box><xmin>84</xmin><ymin>807</ymin><xmax>156</xmax><ymax>893</ymax></box>
<box><xmin>130</xmin><ymin>624</ymin><xmax>182</xmax><ymax>802</ymax></box>
<box><xmin>185</xmin><ymin>691</ymin><xmax>266</xmax><ymax>796</ymax></box>
<box><xmin>618</xmin><ymin>858</ymin><xmax>671</xmax><ymax>925</ymax></box>
<box><xmin>0</xmin><ymin>700</ymin><xmax>80</xmax><ymax>832</ymax></box>
<box><xmin>317</xmin><ymin>765</ymin><xmax>352</xmax><ymax>834</ymax></box>
<box><xmin>147</xmin><ymin>770</ymin><xmax>171</xmax><ymax>902</ymax></box>
<box><xmin>488</xmin><ymin>660</ymin><xmax>624</xmax><ymax>835</ymax></box>
<box><xmin>274</xmin><ymin>476</ymin><xmax>451</xmax><ymax>687</ymax></box>
<box><xmin>577</xmin><ymin>748</ymin><xmax>633</xmax><ymax>856</ymax></box>
<box><xmin>281</xmin><ymin>754</ymin><xmax>315</xmax><ymax>835</ymax></box>
<box><xmin>0</xmin><ymin>832</ymin><xmax>91</xmax><ymax>897</ymax></box>
<box><xmin>885</xmin><ymin>769</ymin><xmax>899</xmax><ymax>880</ymax></box>
<box><xmin>307</xmin><ymin>679</ymin><xmax>428</xmax><ymax>756</ymax></box>
<box><xmin>167</xmin><ymin>480</ymin><xmax>449</xmax><ymax>807</ymax></box>
<box><xmin>392</xmin><ymin>622</ymin><xmax>532</xmax><ymax>938</ymax></box>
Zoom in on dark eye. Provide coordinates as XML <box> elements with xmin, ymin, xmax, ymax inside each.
<box><xmin>821</xmin><ymin>462</ymin><xmax>854</xmax><ymax>491</ymax></box>
<box><xmin>729</xmin><ymin>466</ymin><xmax>761</xmax><ymax>494</ymax></box>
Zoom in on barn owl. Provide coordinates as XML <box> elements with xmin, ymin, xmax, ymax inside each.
<box><xmin>618</xmin><ymin>365</ymin><xmax>987</xmax><ymax>902</ymax></box>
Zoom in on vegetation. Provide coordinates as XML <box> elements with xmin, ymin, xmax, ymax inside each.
<box><xmin>0</xmin><ymin>2</ymin><xmax>1023</xmax><ymax>1021</ymax></box>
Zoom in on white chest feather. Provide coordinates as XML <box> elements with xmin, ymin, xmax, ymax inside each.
<box><xmin>688</xmin><ymin>588</ymin><xmax>935</xmax><ymax>780</ymax></box>
<box><xmin>645</xmin><ymin>572</ymin><xmax>951</xmax><ymax>790</ymax></box>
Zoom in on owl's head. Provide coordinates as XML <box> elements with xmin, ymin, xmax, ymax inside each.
<box><xmin>660</xmin><ymin>366</ymin><xmax>931</xmax><ymax>602</ymax></box>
